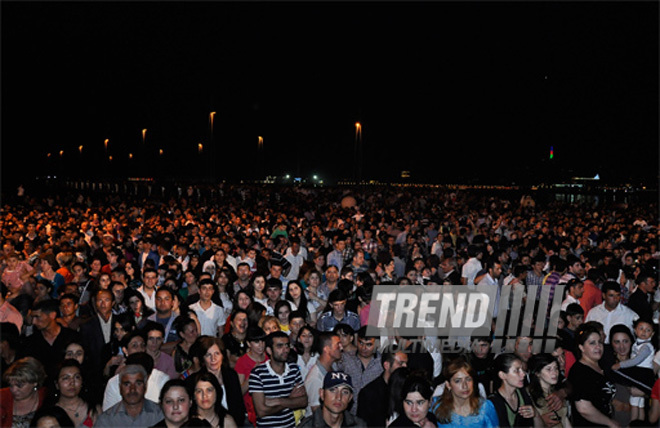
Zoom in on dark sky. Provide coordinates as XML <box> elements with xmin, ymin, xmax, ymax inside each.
<box><xmin>2</xmin><ymin>1</ymin><xmax>658</xmax><ymax>186</ymax></box>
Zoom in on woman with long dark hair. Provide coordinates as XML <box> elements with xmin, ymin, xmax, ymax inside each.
<box><xmin>52</xmin><ymin>359</ymin><xmax>100</xmax><ymax>427</ymax></box>
<box><xmin>487</xmin><ymin>353</ymin><xmax>537</xmax><ymax>427</ymax></box>
<box><xmin>390</xmin><ymin>375</ymin><xmax>436</xmax><ymax>427</ymax></box>
<box><xmin>189</xmin><ymin>371</ymin><xmax>236</xmax><ymax>428</ymax></box>
<box><xmin>527</xmin><ymin>354</ymin><xmax>570</xmax><ymax>428</ymax></box>
<box><xmin>189</xmin><ymin>337</ymin><xmax>245</xmax><ymax>426</ymax></box>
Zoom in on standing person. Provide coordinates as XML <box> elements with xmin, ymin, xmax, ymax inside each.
<box><xmin>189</xmin><ymin>371</ymin><xmax>237</xmax><ymax>428</ymax></box>
<box><xmin>337</xmin><ymin>326</ymin><xmax>382</xmax><ymax>414</ymax></box>
<box><xmin>461</xmin><ymin>245</ymin><xmax>483</xmax><ymax>288</ymax></box>
<box><xmin>488</xmin><ymin>353</ymin><xmax>537</xmax><ymax>427</ymax></box>
<box><xmin>34</xmin><ymin>252</ymin><xmax>65</xmax><ymax>298</ymax></box>
<box><xmin>0</xmin><ymin>357</ymin><xmax>48</xmax><ymax>428</ymax></box>
<box><xmin>431</xmin><ymin>358</ymin><xmax>498</xmax><ymax>427</ymax></box>
<box><xmin>153</xmin><ymin>379</ymin><xmax>192</xmax><ymax>428</ymax></box>
<box><xmin>249</xmin><ymin>331</ymin><xmax>307</xmax><ymax>428</ymax></box>
<box><xmin>190</xmin><ymin>336</ymin><xmax>246</xmax><ymax>426</ymax></box>
<box><xmin>221</xmin><ymin>309</ymin><xmax>248</xmax><ymax>368</ymax></box>
<box><xmin>304</xmin><ymin>332</ymin><xmax>343</xmax><ymax>416</ymax></box>
<box><xmin>138</xmin><ymin>268</ymin><xmax>160</xmax><ymax>311</ymax></box>
<box><xmin>295</xmin><ymin>326</ymin><xmax>319</xmax><ymax>381</ymax></box>
<box><xmin>125</xmin><ymin>287</ymin><xmax>155</xmax><ymax>327</ymax></box>
<box><xmin>298</xmin><ymin>371</ymin><xmax>366</xmax><ymax>428</ymax></box>
<box><xmin>55</xmin><ymin>293</ymin><xmax>86</xmax><ymax>331</ymax></box>
<box><xmin>53</xmin><ymin>359</ymin><xmax>101</xmax><ymax>427</ymax></box>
<box><xmin>172</xmin><ymin>315</ymin><xmax>199</xmax><ymax>375</ymax></box>
<box><xmin>234</xmin><ymin>327</ymin><xmax>268</xmax><ymax>427</ymax></box>
<box><xmin>317</xmin><ymin>289</ymin><xmax>360</xmax><ymax>332</ymax></box>
<box><xmin>95</xmin><ymin>364</ymin><xmax>164</xmax><ymax>427</ymax></box>
<box><xmin>143</xmin><ymin>322</ymin><xmax>179</xmax><ymax>380</ymax></box>
<box><xmin>585</xmin><ymin>281</ymin><xmax>639</xmax><ymax>343</ymax></box>
<box><xmin>145</xmin><ymin>287</ymin><xmax>180</xmax><ymax>348</ymax></box>
<box><xmin>24</xmin><ymin>299</ymin><xmax>80</xmax><ymax>382</ymax></box>
<box><xmin>190</xmin><ymin>279</ymin><xmax>226</xmax><ymax>337</ymax></box>
<box><xmin>568</xmin><ymin>324</ymin><xmax>620</xmax><ymax>428</ymax></box>
<box><xmin>357</xmin><ymin>351</ymin><xmax>409</xmax><ymax>427</ymax></box>
<box><xmin>527</xmin><ymin>354</ymin><xmax>571</xmax><ymax>428</ymax></box>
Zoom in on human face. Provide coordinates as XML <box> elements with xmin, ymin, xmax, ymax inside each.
<box><xmin>288</xmin><ymin>283</ymin><xmax>302</xmax><ymax>300</ymax></box>
<box><xmin>403</xmin><ymin>391</ymin><xmax>430</xmax><ymax>425</ymax></box>
<box><xmin>299</xmin><ymin>329</ymin><xmax>315</xmax><ymax>351</ymax></box>
<box><xmin>214</xmin><ymin>250</ymin><xmax>226</xmax><ymax>264</ymax></box>
<box><xmin>194</xmin><ymin>381</ymin><xmax>217</xmax><ymax>412</ymax></box>
<box><xmin>180</xmin><ymin>322</ymin><xmax>199</xmax><ymax>344</ymax></box>
<box><xmin>96</xmin><ymin>291</ymin><xmax>113</xmax><ymax>318</ymax></box>
<box><xmin>270</xmin><ymin>265</ymin><xmax>283</xmax><ymax>280</ymax></box>
<box><xmin>237</xmin><ymin>293</ymin><xmax>251</xmax><ymax>310</ymax></box>
<box><xmin>232</xmin><ymin>313</ymin><xmax>248</xmax><ymax>335</ymax></box>
<box><xmin>277</xmin><ymin>305</ymin><xmax>290</xmax><ymax>325</ymax></box>
<box><xmin>266</xmin><ymin>286</ymin><xmax>282</xmax><ymax>302</ymax></box>
<box><xmin>98</xmin><ymin>274</ymin><xmax>111</xmax><ymax>289</ymax></box>
<box><xmin>253</xmin><ymin>276</ymin><xmax>266</xmax><ymax>292</ymax></box>
<box><xmin>322</xmin><ymin>385</ymin><xmax>353</xmax><ymax>414</ymax></box>
<box><xmin>567</xmin><ymin>313</ymin><xmax>583</xmax><ymax>330</ymax></box>
<box><xmin>309</xmin><ymin>272</ymin><xmax>321</xmax><ymax>287</ymax></box>
<box><xmin>634</xmin><ymin>321</ymin><xmax>654</xmax><ymax>341</ymax></box>
<box><xmin>143</xmin><ymin>271</ymin><xmax>159</xmax><ymax>289</ymax></box>
<box><xmin>388</xmin><ymin>353</ymin><xmax>408</xmax><ymax>374</ymax></box>
<box><xmin>65</xmin><ymin>343</ymin><xmax>85</xmax><ymax>364</ymax></box>
<box><xmin>326</xmin><ymin>267</ymin><xmax>339</xmax><ymax>283</ymax></box>
<box><xmin>247</xmin><ymin>338</ymin><xmax>266</xmax><ymax>356</ymax></box>
<box><xmin>603</xmin><ymin>289</ymin><xmax>621</xmax><ymax>311</ymax></box>
<box><xmin>8</xmin><ymin>378</ymin><xmax>38</xmax><ymax>401</ymax></box>
<box><xmin>59</xmin><ymin>298</ymin><xmax>77</xmax><ymax>317</ymax></box>
<box><xmin>147</xmin><ymin>330</ymin><xmax>164</xmax><ymax>353</ymax></box>
<box><xmin>268</xmin><ymin>337</ymin><xmax>291</xmax><ymax>363</ymax></box>
<box><xmin>125</xmin><ymin>336</ymin><xmax>147</xmax><ymax>356</ymax></box>
<box><xmin>579</xmin><ymin>332</ymin><xmax>603</xmax><ymax>363</ymax></box>
<box><xmin>162</xmin><ymin>386</ymin><xmax>191</xmax><ymax>426</ymax></box>
<box><xmin>328</xmin><ymin>336</ymin><xmax>343</xmax><ymax>360</ymax></box>
<box><xmin>447</xmin><ymin>368</ymin><xmax>474</xmax><ymax>400</ymax></box>
<box><xmin>472</xmin><ymin>340</ymin><xmax>491</xmax><ymax>359</ymax></box>
<box><xmin>199</xmin><ymin>283</ymin><xmax>214</xmax><ymax>302</ymax></box>
<box><xmin>57</xmin><ymin>366</ymin><xmax>83</xmax><ymax>399</ymax></box>
<box><xmin>128</xmin><ymin>296</ymin><xmax>143</xmax><ymax>314</ymax></box>
<box><xmin>515</xmin><ymin>337</ymin><xmax>532</xmax><ymax>362</ymax></box>
<box><xmin>610</xmin><ymin>333</ymin><xmax>631</xmax><ymax>358</ymax></box>
<box><xmin>112</xmin><ymin>283</ymin><xmax>126</xmax><ymax>303</ymax></box>
<box><xmin>537</xmin><ymin>361</ymin><xmax>559</xmax><ymax>388</ymax></box>
<box><xmin>203</xmin><ymin>344</ymin><xmax>223</xmax><ymax>372</ymax></box>
<box><xmin>290</xmin><ymin>317</ymin><xmax>305</xmax><ymax>336</ymax></box>
<box><xmin>31</xmin><ymin>309</ymin><xmax>53</xmax><ymax>331</ymax></box>
<box><xmin>40</xmin><ymin>258</ymin><xmax>53</xmax><ymax>273</ymax></box>
<box><xmin>263</xmin><ymin>320</ymin><xmax>280</xmax><ymax>335</ymax></box>
<box><xmin>114</xmin><ymin>322</ymin><xmax>129</xmax><ymax>341</ymax></box>
<box><xmin>35</xmin><ymin>283</ymin><xmax>50</xmax><ymax>298</ymax></box>
<box><xmin>331</xmin><ymin>300</ymin><xmax>346</xmax><ymax>317</ymax></box>
<box><xmin>156</xmin><ymin>290</ymin><xmax>173</xmax><ymax>315</ymax></box>
<box><xmin>357</xmin><ymin>337</ymin><xmax>376</xmax><ymax>359</ymax></box>
<box><xmin>571</xmin><ymin>282</ymin><xmax>585</xmax><ymax>299</ymax></box>
<box><xmin>237</xmin><ymin>265</ymin><xmax>250</xmax><ymax>281</ymax></box>
<box><xmin>120</xmin><ymin>372</ymin><xmax>146</xmax><ymax>405</ymax></box>
<box><xmin>500</xmin><ymin>359</ymin><xmax>526</xmax><ymax>389</ymax></box>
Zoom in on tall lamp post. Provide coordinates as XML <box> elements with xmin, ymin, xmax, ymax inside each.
<box><xmin>209</xmin><ymin>112</ymin><xmax>216</xmax><ymax>182</ymax></box>
<box><xmin>354</xmin><ymin>122</ymin><xmax>362</xmax><ymax>182</ymax></box>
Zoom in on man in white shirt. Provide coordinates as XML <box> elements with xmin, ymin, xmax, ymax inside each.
<box><xmin>189</xmin><ymin>278</ymin><xmax>226</xmax><ymax>337</ymax></box>
<box><xmin>284</xmin><ymin>239</ymin><xmax>306</xmax><ymax>281</ymax></box>
<box><xmin>461</xmin><ymin>245</ymin><xmax>483</xmax><ymax>289</ymax></box>
<box><xmin>137</xmin><ymin>268</ymin><xmax>159</xmax><ymax>310</ymax></box>
<box><xmin>585</xmin><ymin>280</ymin><xmax>639</xmax><ymax>343</ymax></box>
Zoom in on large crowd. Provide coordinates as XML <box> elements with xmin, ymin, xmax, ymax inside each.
<box><xmin>0</xmin><ymin>184</ymin><xmax>658</xmax><ymax>428</ymax></box>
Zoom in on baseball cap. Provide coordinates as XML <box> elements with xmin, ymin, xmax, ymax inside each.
<box><xmin>323</xmin><ymin>371</ymin><xmax>353</xmax><ymax>392</ymax></box>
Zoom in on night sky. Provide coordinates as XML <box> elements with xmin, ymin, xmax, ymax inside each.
<box><xmin>2</xmin><ymin>1</ymin><xmax>658</xmax><ymax>186</ymax></box>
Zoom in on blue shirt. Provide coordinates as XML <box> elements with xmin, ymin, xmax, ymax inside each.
<box><xmin>317</xmin><ymin>310</ymin><xmax>361</xmax><ymax>332</ymax></box>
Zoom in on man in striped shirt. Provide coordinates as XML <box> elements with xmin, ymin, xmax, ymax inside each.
<box><xmin>249</xmin><ymin>331</ymin><xmax>308</xmax><ymax>428</ymax></box>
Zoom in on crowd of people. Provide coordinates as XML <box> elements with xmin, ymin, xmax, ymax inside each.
<box><xmin>0</xmin><ymin>184</ymin><xmax>658</xmax><ymax>427</ymax></box>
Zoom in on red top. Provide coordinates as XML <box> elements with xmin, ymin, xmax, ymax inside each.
<box><xmin>0</xmin><ymin>387</ymin><xmax>48</xmax><ymax>428</ymax></box>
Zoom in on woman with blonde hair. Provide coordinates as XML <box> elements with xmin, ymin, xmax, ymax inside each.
<box><xmin>0</xmin><ymin>357</ymin><xmax>48</xmax><ymax>428</ymax></box>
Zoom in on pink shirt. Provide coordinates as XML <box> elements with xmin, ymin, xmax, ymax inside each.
<box><xmin>0</xmin><ymin>301</ymin><xmax>23</xmax><ymax>332</ymax></box>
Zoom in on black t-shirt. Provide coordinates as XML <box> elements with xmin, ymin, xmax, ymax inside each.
<box><xmin>568</xmin><ymin>361</ymin><xmax>616</xmax><ymax>427</ymax></box>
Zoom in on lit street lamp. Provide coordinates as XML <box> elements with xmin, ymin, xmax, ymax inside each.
<box><xmin>142</xmin><ymin>129</ymin><xmax>147</xmax><ymax>144</ymax></box>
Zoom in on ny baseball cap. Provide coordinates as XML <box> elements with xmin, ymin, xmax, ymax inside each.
<box><xmin>323</xmin><ymin>371</ymin><xmax>353</xmax><ymax>392</ymax></box>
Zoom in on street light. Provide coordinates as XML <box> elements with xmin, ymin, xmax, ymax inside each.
<box><xmin>198</xmin><ymin>143</ymin><xmax>203</xmax><ymax>154</ymax></box>
<box><xmin>210</xmin><ymin>112</ymin><xmax>216</xmax><ymax>133</ymax></box>
<box><xmin>59</xmin><ymin>150</ymin><xmax>64</xmax><ymax>157</ymax></box>
<box><xmin>142</xmin><ymin>129</ymin><xmax>147</xmax><ymax>144</ymax></box>
<box><xmin>104</xmin><ymin>139</ymin><xmax>109</xmax><ymax>152</ymax></box>
<box><xmin>159</xmin><ymin>149</ymin><xmax>164</xmax><ymax>156</ymax></box>
<box><xmin>78</xmin><ymin>145</ymin><xmax>83</xmax><ymax>154</ymax></box>
<box><xmin>129</xmin><ymin>153</ymin><xmax>133</xmax><ymax>159</ymax></box>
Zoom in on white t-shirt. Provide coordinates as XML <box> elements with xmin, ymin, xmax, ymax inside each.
<box><xmin>190</xmin><ymin>301</ymin><xmax>226</xmax><ymax>337</ymax></box>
